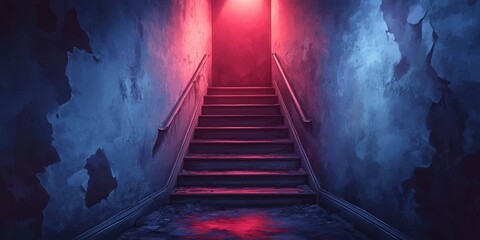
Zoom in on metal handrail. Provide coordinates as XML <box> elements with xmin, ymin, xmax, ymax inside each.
<box><xmin>159</xmin><ymin>54</ymin><xmax>209</xmax><ymax>130</ymax></box>
<box><xmin>272</xmin><ymin>53</ymin><xmax>312</xmax><ymax>123</ymax></box>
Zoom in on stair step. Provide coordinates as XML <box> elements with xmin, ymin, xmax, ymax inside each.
<box><xmin>204</xmin><ymin>95</ymin><xmax>278</xmax><ymax>104</ymax></box>
<box><xmin>202</xmin><ymin>104</ymin><xmax>281</xmax><ymax>115</ymax></box>
<box><xmin>170</xmin><ymin>186</ymin><xmax>316</xmax><ymax>206</ymax></box>
<box><xmin>198</xmin><ymin>115</ymin><xmax>284</xmax><ymax>127</ymax></box>
<box><xmin>208</xmin><ymin>87</ymin><xmax>275</xmax><ymax>95</ymax></box>
<box><xmin>189</xmin><ymin>139</ymin><xmax>294</xmax><ymax>154</ymax></box>
<box><xmin>194</xmin><ymin>126</ymin><xmax>288</xmax><ymax>139</ymax></box>
<box><xmin>169</xmin><ymin>84</ymin><xmax>316</xmax><ymax>207</ymax></box>
<box><xmin>177</xmin><ymin>170</ymin><xmax>308</xmax><ymax>187</ymax></box>
<box><xmin>183</xmin><ymin>154</ymin><xmax>301</xmax><ymax>171</ymax></box>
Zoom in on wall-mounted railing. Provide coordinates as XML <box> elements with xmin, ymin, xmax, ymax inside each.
<box><xmin>272</xmin><ymin>53</ymin><xmax>311</xmax><ymax>123</ymax></box>
<box><xmin>159</xmin><ymin>54</ymin><xmax>209</xmax><ymax>131</ymax></box>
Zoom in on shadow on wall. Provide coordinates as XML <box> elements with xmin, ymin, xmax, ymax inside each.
<box><xmin>1</xmin><ymin>0</ymin><xmax>92</xmax><ymax>238</ymax></box>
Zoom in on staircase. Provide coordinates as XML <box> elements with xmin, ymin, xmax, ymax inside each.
<box><xmin>170</xmin><ymin>87</ymin><xmax>316</xmax><ymax>206</ymax></box>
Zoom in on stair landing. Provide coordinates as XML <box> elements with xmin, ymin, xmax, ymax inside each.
<box><xmin>118</xmin><ymin>204</ymin><xmax>368</xmax><ymax>240</ymax></box>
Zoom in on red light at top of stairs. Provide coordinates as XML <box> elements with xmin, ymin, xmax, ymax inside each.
<box><xmin>220</xmin><ymin>0</ymin><xmax>266</xmax><ymax>20</ymax></box>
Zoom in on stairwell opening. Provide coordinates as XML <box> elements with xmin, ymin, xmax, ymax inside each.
<box><xmin>212</xmin><ymin>0</ymin><xmax>271</xmax><ymax>86</ymax></box>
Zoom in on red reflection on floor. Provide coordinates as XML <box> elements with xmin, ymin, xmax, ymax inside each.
<box><xmin>185</xmin><ymin>212</ymin><xmax>288</xmax><ymax>240</ymax></box>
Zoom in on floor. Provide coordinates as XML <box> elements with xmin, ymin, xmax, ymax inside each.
<box><xmin>117</xmin><ymin>204</ymin><xmax>369</xmax><ymax>240</ymax></box>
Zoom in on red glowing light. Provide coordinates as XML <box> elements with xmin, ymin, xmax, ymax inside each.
<box><xmin>230</xmin><ymin>0</ymin><xmax>262</xmax><ymax>13</ymax></box>
<box><xmin>221</xmin><ymin>0</ymin><xmax>264</xmax><ymax>19</ymax></box>
<box><xmin>236</xmin><ymin>0</ymin><xmax>257</xmax><ymax>4</ymax></box>
<box><xmin>185</xmin><ymin>212</ymin><xmax>287</xmax><ymax>239</ymax></box>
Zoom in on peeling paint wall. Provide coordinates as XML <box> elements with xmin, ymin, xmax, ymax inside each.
<box><xmin>272</xmin><ymin>0</ymin><xmax>480</xmax><ymax>238</ymax></box>
<box><xmin>0</xmin><ymin>0</ymin><xmax>211</xmax><ymax>239</ymax></box>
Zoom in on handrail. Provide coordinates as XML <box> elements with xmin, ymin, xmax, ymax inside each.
<box><xmin>272</xmin><ymin>53</ymin><xmax>312</xmax><ymax>123</ymax></box>
<box><xmin>159</xmin><ymin>54</ymin><xmax>209</xmax><ymax>130</ymax></box>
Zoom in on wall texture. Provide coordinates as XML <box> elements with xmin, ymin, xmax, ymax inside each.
<box><xmin>212</xmin><ymin>0</ymin><xmax>271</xmax><ymax>86</ymax></box>
<box><xmin>272</xmin><ymin>0</ymin><xmax>480</xmax><ymax>239</ymax></box>
<box><xmin>0</xmin><ymin>0</ymin><xmax>211</xmax><ymax>239</ymax></box>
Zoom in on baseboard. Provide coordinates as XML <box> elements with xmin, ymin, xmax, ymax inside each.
<box><xmin>273</xmin><ymin>80</ymin><xmax>412</xmax><ymax>240</ymax></box>
<box><xmin>317</xmin><ymin>189</ymin><xmax>412</xmax><ymax>240</ymax></box>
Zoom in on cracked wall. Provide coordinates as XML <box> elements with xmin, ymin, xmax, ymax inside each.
<box><xmin>273</xmin><ymin>0</ymin><xmax>480</xmax><ymax>238</ymax></box>
<box><xmin>0</xmin><ymin>0</ymin><xmax>211</xmax><ymax>239</ymax></box>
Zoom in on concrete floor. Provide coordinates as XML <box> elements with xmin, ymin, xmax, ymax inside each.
<box><xmin>118</xmin><ymin>204</ymin><xmax>368</xmax><ymax>240</ymax></box>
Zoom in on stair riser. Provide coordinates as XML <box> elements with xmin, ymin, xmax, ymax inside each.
<box><xmin>198</xmin><ymin>116</ymin><xmax>284</xmax><ymax>127</ymax></box>
<box><xmin>177</xmin><ymin>175</ymin><xmax>308</xmax><ymax>187</ymax></box>
<box><xmin>183</xmin><ymin>160</ymin><xmax>300</xmax><ymax>171</ymax></box>
<box><xmin>194</xmin><ymin>129</ymin><xmax>288</xmax><ymax>139</ymax></box>
<box><xmin>189</xmin><ymin>143</ymin><xmax>294</xmax><ymax>154</ymax></box>
<box><xmin>204</xmin><ymin>96</ymin><xmax>277</xmax><ymax>104</ymax></box>
<box><xmin>170</xmin><ymin>195</ymin><xmax>316</xmax><ymax>206</ymax></box>
<box><xmin>202</xmin><ymin>106</ymin><xmax>281</xmax><ymax>115</ymax></box>
<box><xmin>172</xmin><ymin>86</ymin><xmax>315</xmax><ymax>207</ymax></box>
<box><xmin>208</xmin><ymin>88</ymin><xmax>275</xmax><ymax>95</ymax></box>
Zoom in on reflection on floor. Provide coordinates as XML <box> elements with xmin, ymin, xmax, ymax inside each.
<box><xmin>118</xmin><ymin>204</ymin><xmax>368</xmax><ymax>239</ymax></box>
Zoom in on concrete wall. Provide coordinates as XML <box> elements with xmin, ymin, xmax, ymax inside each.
<box><xmin>0</xmin><ymin>0</ymin><xmax>211</xmax><ymax>239</ymax></box>
<box><xmin>212</xmin><ymin>0</ymin><xmax>271</xmax><ymax>86</ymax></box>
<box><xmin>272</xmin><ymin>0</ymin><xmax>480</xmax><ymax>239</ymax></box>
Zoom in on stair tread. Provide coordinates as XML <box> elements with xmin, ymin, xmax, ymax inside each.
<box><xmin>171</xmin><ymin>186</ymin><xmax>315</xmax><ymax>195</ymax></box>
<box><xmin>195</xmin><ymin>126</ymin><xmax>287</xmax><ymax>130</ymax></box>
<box><xmin>190</xmin><ymin>139</ymin><xmax>292</xmax><ymax>144</ymax></box>
<box><xmin>207</xmin><ymin>87</ymin><xmax>276</xmax><ymax>97</ymax></box>
<box><xmin>185</xmin><ymin>153</ymin><xmax>299</xmax><ymax>159</ymax></box>
<box><xmin>179</xmin><ymin>169</ymin><xmax>306</xmax><ymax>176</ymax></box>
<box><xmin>203</xmin><ymin>104</ymin><xmax>280</xmax><ymax>107</ymax></box>
<box><xmin>208</xmin><ymin>87</ymin><xmax>274</xmax><ymax>89</ymax></box>
<box><xmin>173</xmin><ymin>84</ymin><xmax>315</xmax><ymax>205</ymax></box>
<box><xmin>205</xmin><ymin>95</ymin><xmax>276</xmax><ymax>97</ymax></box>
<box><xmin>199</xmin><ymin>114</ymin><xmax>283</xmax><ymax>117</ymax></box>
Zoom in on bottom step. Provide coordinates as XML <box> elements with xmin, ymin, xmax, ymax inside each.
<box><xmin>170</xmin><ymin>186</ymin><xmax>316</xmax><ymax>206</ymax></box>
